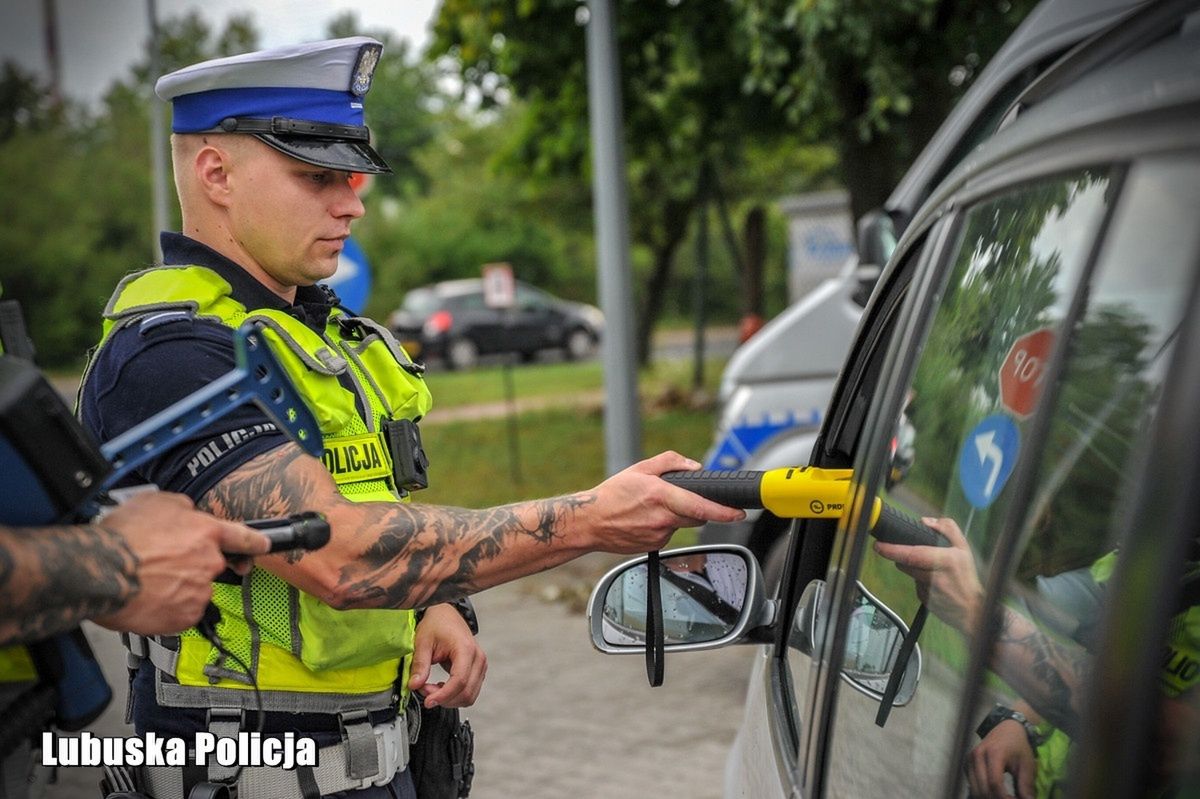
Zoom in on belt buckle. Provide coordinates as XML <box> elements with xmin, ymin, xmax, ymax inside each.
<box><xmin>367</xmin><ymin>717</ymin><xmax>406</xmax><ymax>788</ymax></box>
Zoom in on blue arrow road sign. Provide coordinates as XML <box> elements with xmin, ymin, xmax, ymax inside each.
<box><xmin>326</xmin><ymin>236</ymin><xmax>372</xmax><ymax>314</ymax></box>
<box><xmin>958</xmin><ymin>414</ymin><xmax>1020</xmax><ymax>509</ymax></box>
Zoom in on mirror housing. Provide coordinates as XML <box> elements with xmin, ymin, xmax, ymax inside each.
<box><xmin>792</xmin><ymin>579</ymin><xmax>922</xmax><ymax>707</ymax></box>
<box><xmin>856</xmin><ymin>209</ymin><xmax>898</xmax><ymax>270</ymax></box>
<box><xmin>588</xmin><ymin>545</ymin><xmax>775</xmax><ymax>655</ymax></box>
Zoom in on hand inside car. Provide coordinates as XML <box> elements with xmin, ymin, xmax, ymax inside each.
<box><xmin>873</xmin><ymin>516</ymin><xmax>985</xmax><ymax>635</ymax></box>
<box><xmin>968</xmin><ymin>717</ymin><xmax>1037</xmax><ymax>799</ymax></box>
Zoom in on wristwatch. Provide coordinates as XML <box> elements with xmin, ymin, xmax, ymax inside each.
<box><xmin>415</xmin><ymin>597</ymin><xmax>479</xmax><ymax>635</ymax></box>
<box><xmin>976</xmin><ymin>704</ymin><xmax>1043</xmax><ymax>751</ymax></box>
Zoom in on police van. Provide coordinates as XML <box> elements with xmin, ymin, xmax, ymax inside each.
<box><xmin>592</xmin><ymin>1</ymin><xmax>1200</xmax><ymax>796</ymax></box>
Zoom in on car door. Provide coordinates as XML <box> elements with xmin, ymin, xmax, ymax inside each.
<box><xmin>795</xmin><ymin>81</ymin><xmax>1200</xmax><ymax>799</ymax></box>
<box><xmin>511</xmin><ymin>284</ymin><xmax>564</xmax><ymax>352</ymax></box>
<box><xmin>724</xmin><ymin>221</ymin><xmax>932</xmax><ymax>799</ymax></box>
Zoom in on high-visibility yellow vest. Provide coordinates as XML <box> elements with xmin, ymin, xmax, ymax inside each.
<box><xmin>1031</xmin><ymin>553</ymin><xmax>1200</xmax><ymax>798</ymax></box>
<box><xmin>85</xmin><ymin>265</ymin><xmax>432</xmax><ymax>715</ymax></box>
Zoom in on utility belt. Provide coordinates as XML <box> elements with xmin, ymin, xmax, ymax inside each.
<box><xmin>115</xmin><ymin>706</ymin><xmax>413</xmax><ymax>799</ymax></box>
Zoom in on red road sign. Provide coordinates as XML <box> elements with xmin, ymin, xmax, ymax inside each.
<box><xmin>999</xmin><ymin>327</ymin><xmax>1056</xmax><ymax>417</ymax></box>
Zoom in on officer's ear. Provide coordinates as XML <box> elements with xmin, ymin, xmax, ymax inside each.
<box><xmin>193</xmin><ymin>141</ymin><xmax>235</xmax><ymax>208</ymax></box>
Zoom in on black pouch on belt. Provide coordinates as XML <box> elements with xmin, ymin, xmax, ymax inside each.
<box><xmin>408</xmin><ymin>698</ymin><xmax>475</xmax><ymax>799</ymax></box>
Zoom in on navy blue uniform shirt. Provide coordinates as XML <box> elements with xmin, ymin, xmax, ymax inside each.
<box><xmin>81</xmin><ymin>233</ymin><xmax>393</xmax><ymax>740</ymax></box>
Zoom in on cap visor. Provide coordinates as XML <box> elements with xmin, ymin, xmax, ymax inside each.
<box><xmin>254</xmin><ymin>133</ymin><xmax>392</xmax><ymax>174</ymax></box>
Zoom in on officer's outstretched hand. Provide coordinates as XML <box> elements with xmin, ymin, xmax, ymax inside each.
<box><xmin>93</xmin><ymin>491</ymin><xmax>270</xmax><ymax>636</ymax></box>
<box><xmin>581</xmin><ymin>451</ymin><xmax>745</xmax><ymax>555</ymax></box>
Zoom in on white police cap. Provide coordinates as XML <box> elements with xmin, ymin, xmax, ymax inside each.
<box><xmin>156</xmin><ymin>37</ymin><xmax>391</xmax><ymax>174</ymax></box>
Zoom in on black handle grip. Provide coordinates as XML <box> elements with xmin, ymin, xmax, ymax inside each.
<box><xmin>661</xmin><ymin>470</ymin><xmax>766</xmax><ymax>509</ymax></box>
<box><xmin>244</xmin><ymin>511</ymin><xmax>331</xmax><ymax>553</ymax></box>
<box><xmin>871</xmin><ymin>503</ymin><xmax>949</xmax><ymax>548</ymax></box>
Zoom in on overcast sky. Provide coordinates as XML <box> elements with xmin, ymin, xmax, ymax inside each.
<box><xmin>0</xmin><ymin>0</ymin><xmax>439</xmax><ymax>102</ymax></box>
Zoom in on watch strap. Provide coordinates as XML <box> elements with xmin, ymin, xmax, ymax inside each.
<box><xmin>976</xmin><ymin>704</ymin><xmax>1044</xmax><ymax>752</ymax></box>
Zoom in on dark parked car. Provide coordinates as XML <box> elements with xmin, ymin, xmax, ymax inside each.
<box><xmin>591</xmin><ymin>2</ymin><xmax>1200</xmax><ymax>797</ymax></box>
<box><xmin>387</xmin><ymin>279</ymin><xmax>604</xmax><ymax>369</ymax></box>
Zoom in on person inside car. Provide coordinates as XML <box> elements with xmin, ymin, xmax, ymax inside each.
<box><xmin>875</xmin><ymin>519</ymin><xmax>1200</xmax><ymax>797</ymax></box>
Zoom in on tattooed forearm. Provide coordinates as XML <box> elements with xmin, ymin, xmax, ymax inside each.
<box><xmin>0</xmin><ymin>524</ymin><xmax>139</xmax><ymax>646</ymax></box>
<box><xmin>202</xmin><ymin>442</ymin><xmax>602</xmax><ymax>608</ymax></box>
<box><xmin>339</xmin><ymin>492</ymin><xmax>598</xmax><ymax>608</ymax></box>
<box><xmin>994</xmin><ymin>606</ymin><xmax>1091</xmax><ymax>734</ymax></box>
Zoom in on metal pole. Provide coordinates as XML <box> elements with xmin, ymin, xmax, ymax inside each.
<box><xmin>585</xmin><ymin>0</ymin><xmax>641</xmax><ymax>474</ymax></box>
<box><xmin>502</xmin><ymin>314</ymin><xmax>523</xmax><ymax>485</ymax></box>
<box><xmin>147</xmin><ymin>0</ymin><xmax>170</xmax><ymax>264</ymax></box>
<box><xmin>692</xmin><ymin>193</ymin><xmax>708</xmax><ymax>393</ymax></box>
<box><xmin>41</xmin><ymin>0</ymin><xmax>62</xmax><ymax>109</ymax></box>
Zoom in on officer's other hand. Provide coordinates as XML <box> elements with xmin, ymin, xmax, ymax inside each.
<box><xmin>584</xmin><ymin>451</ymin><xmax>745</xmax><ymax>554</ymax></box>
<box><xmin>93</xmin><ymin>491</ymin><xmax>270</xmax><ymax>635</ymax></box>
<box><xmin>966</xmin><ymin>720</ymin><xmax>1036</xmax><ymax>799</ymax></box>
<box><xmin>408</xmin><ymin>604</ymin><xmax>487</xmax><ymax>709</ymax></box>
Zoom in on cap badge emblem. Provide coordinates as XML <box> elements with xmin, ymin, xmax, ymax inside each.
<box><xmin>351</xmin><ymin>44</ymin><xmax>382</xmax><ymax>97</ymax></box>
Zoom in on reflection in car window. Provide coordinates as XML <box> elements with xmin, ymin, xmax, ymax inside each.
<box><xmin>823</xmin><ymin>170</ymin><xmax>1114</xmax><ymax>797</ymax></box>
<box><xmin>967</xmin><ymin>159</ymin><xmax>1200</xmax><ymax>798</ymax></box>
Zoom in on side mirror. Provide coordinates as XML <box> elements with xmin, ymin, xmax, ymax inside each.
<box><xmin>792</xmin><ymin>579</ymin><xmax>922</xmax><ymax>706</ymax></box>
<box><xmin>856</xmin><ymin>209</ymin><xmax>898</xmax><ymax>270</ymax></box>
<box><xmin>588</xmin><ymin>545</ymin><xmax>774</xmax><ymax>654</ymax></box>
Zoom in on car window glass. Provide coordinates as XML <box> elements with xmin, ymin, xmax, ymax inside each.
<box><xmin>966</xmin><ymin>158</ymin><xmax>1200</xmax><ymax>798</ymax></box>
<box><xmin>447</xmin><ymin>292</ymin><xmax>486</xmax><ymax>311</ymax></box>
<box><xmin>402</xmin><ymin>289</ymin><xmax>438</xmax><ymax>315</ymax></box>
<box><xmin>822</xmin><ymin>169</ymin><xmax>1114</xmax><ymax>797</ymax></box>
<box><xmin>515</xmin><ymin>284</ymin><xmax>549</xmax><ymax>311</ymax></box>
<box><xmin>779</xmin><ymin>239</ymin><xmax>923</xmax><ymax>765</ymax></box>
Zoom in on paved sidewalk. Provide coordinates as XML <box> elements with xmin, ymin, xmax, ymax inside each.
<box><xmin>45</xmin><ymin>554</ymin><xmax>753</xmax><ymax>798</ymax></box>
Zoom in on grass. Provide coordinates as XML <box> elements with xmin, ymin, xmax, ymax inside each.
<box><xmin>419</xmin><ymin>404</ymin><xmax>719</xmax><ymax>508</ymax></box>
<box><xmin>422</xmin><ymin>355</ymin><xmax>729</xmax><ymax>409</ymax></box>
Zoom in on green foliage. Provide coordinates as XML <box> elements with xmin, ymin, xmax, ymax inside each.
<box><xmin>732</xmin><ymin>0</ymin><xmax>1037</xmax><ymax>217</ymax></box>
<box><xmin>0</xmin><ymin>13</ymin><xmax>263</xmax><ymax>367</ymax></box>
<box><xmin>430</xmin><ymin>0</ymin><xmax>798</xmax><ymax>360</ymax></box>
<box><xmin>357</xmin><ymin>107</ymin><xmax>597</xmax><ymax>320</ymax></box>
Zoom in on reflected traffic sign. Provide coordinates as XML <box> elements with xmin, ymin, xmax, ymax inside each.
<box><xmin>958</xmin><ymin>414</ymin><xmax>1020</xmax><ymax>509</ymax></box>
<box><xmin>999</xmin><ymin>327</ymin><xmax>1055</xmax><ymax>418</ymax></box>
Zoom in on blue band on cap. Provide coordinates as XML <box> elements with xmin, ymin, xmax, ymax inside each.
<box><xmin>170</xmin><ymin>87</ymin><xmax>364</xmax><ymax>133</ymax></box>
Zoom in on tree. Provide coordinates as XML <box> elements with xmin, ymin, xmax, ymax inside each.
<box><xmin>430</xmin><ymin>0</ymin><xmax>798</xmax><ymax>364</ymax></box>
<box><xmin>356</xmin><ymin>104</ymin><xmax>594</xmax><ymax>320</ymax></box>
<box><xmin>0</xmin><ymin>62</ymin><xmax>57</xmax><ymax>143</ymax></box>
<box><xmin>734</xmin><ymin>0</ymin><xmax>1037</xmax><ymax>221</ymax></box>
<box><xmin>0</xmin><ymin>14</ymin><xmax>265</xmax><ymax>367</ymax></box>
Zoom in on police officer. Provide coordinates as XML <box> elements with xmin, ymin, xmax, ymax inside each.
<box><xmin>79</xmin><ymin>37</ymin><xmax>743</xmax><ymax>798</ymax></box>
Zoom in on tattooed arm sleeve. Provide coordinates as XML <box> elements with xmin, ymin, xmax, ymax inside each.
<box><xmin>987</xmin><ymin>605</ymin><xmax>1092</xmax><ymax>735</ymax></box>
<box><xmin>0</xmin><ymin>524</ymin><xmax>138</xmax><ymax>646</ymax></box>
<box><xmin>196</xmin><ymin>443</ymin><xmax>735</xmax><ymax>610</ymax></box>
<box><xmin>197</xmin><ymin>442</ymin><xmax>600</xmax><ymax>609</ymax></box>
